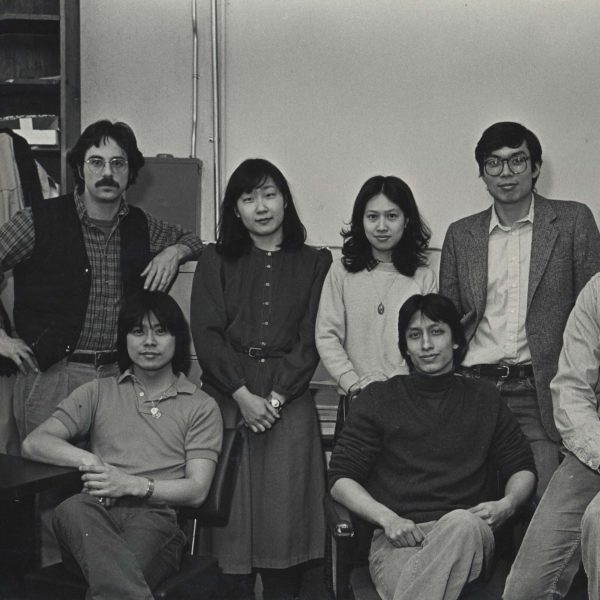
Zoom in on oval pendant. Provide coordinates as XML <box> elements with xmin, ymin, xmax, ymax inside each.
<box><xmin>377</xmin><ymin>302</ymin><xmax>385</xmax><ymax>315</ymax></box>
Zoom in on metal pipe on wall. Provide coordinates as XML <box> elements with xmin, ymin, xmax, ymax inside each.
<box><xmin>210</xmin><ymin>0</ymin><xmax>221</xmax><ymax>238</ymax></box>
<box><xmin>190</xmin><ymin>0</ymin><xmax>199</xmax><ymax>158</ymax></box>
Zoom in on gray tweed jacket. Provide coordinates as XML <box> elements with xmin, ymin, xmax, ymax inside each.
<box><xmin>440</xmin><ymin>194</ymin><xmax>600</xmax><ymax>441</ymax></box>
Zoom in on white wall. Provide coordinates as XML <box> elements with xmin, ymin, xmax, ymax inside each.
<box><xmin>220</xmin><ymin>0</ymin><xmax>600</xmax><ymax>248</ymax></box>
<box><xmin>80</xmin><ymin>0</ymin><xmax>217</xmax><ymax>239</ymax></box>
<box><xmin>81</xmin><ymin>0</ymin><xmax>600</xmax><ymax>248</ymax></box>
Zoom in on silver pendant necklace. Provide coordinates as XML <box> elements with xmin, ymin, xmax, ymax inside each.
<box><xmin>147</xmin><ymin>379</ymin><xmax>177</xmax><ymax>419</ymax></box>
<box><xmin>369</xmin><ymin>266</ymin><xmax>399</xmax><ymax>316</ymax></box>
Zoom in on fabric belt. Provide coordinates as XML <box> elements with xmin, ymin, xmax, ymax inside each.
<box><xmin>232</xmin><ymin>344</ymin><xmax>285</xmax><ymax>359</ymax></box>
<box><xmin>67</xmin><ymin>350</ymin><xmax>118</xmax><ymax>367</ymax></box>
<box><xmin>467</xmin><ymin>363</ymin><xmax>534</xmax><ymax>380</ymax></box>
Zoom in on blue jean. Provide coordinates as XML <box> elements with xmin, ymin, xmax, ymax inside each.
<box><xmin>460</xmin><ymin>370</ymin><xmax>560</xmax><ymax>501</ymax></box>
<box><xmin>503</xmin><ymin>452</ymin><xmax>600</xmax><ymax>600</ymax></box>
<box><xmin>369</xmin><ymin>509</ymin><xmax>495</xmax><ymax>600</ymax></box>
<box><xmin>53</xmin><ymin>493</ymin><xmax>186</xmax><ymax>600</ymax></box>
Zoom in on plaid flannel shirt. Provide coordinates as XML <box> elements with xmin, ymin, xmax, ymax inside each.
<box><xmin>0</xmin><ymin>193</ymin><xmax>202</xmax><ymax>350</ymax></box>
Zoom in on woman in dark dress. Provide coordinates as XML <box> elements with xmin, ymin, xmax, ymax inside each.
<box><xmin>191</xmin><ymin>158</ymin><xmax>332</xmax><ymax>599</ymax></box>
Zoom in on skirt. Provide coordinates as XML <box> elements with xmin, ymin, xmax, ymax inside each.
<box><xmin>199</xmin><ymin>383</ymin><xmax>326</xmax><ymax>574</ymax></box>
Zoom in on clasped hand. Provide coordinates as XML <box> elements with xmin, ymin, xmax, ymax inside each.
<box><xmin>236</xmin><ymin>391</ymin><xmax>280</xmax><ymax>434</ymax></box>
<box><xmin>79</xmin><ymin>461</ymin><xmax>139</xmax><ymax>506</ymax></box>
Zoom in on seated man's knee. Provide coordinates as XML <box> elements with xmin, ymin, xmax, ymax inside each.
<box><xmin>440</xmin><ymin>509</ymin><xmax>487</xmax><ymax>533</ymax></box>
<box><xmin>53</xmin><ymin>493</ymin><xmax>98</xmax><ymax>533</ymax></box>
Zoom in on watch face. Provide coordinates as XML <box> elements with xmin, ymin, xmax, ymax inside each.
<box><xmin>269</xmin><ymin>397</ymin><xmax>281</xmax><ymax>410</ymax></box>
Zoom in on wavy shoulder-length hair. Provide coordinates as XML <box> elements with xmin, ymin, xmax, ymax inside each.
<box><xmin>341</xmin><ymin>175</ymin><xmax>430</xmax><ymax>275</ymax></box>
<box><xmin>216</xmin><ymin>158</ymin><xmax>306</xmax><ymax>257</ymax></box>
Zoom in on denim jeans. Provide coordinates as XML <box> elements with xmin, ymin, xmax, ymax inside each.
<box><xmin>53</xmin><ymin>493</ymin><xmax>186</xmax><ymax>600</ymax></box>
<box><xmin>459</xmin><ymin>370</ymin><xmax>560</xmax><ymax>501</ymax></box>
<box><xmin>368</xmin><ymin>509</ymin><xmax>494</xmax><ymax>600</ymax></box>
<box><xmin>503</xmin><ymin>452</ymin><xmax>600</xmax><ymax>600</ymax></box>
<box><xmin>13</xmin><ymin>356</ymin><xmax>119</xmax><ymax>441</ymax></box>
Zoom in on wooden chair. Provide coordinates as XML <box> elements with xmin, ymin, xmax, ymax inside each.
<box><xmin>25</xmin><ymin>426</ymin><xmax>242</xmax><ymax>600</ymax></box>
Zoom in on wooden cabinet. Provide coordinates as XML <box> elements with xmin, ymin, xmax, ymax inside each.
<box><xmin>0</xmin><ymin>0</ymin><xmax>80</xmax><ymax>190</ymax></box>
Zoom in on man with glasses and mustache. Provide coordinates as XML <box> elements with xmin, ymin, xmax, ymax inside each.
<box><xmin>440</xmin><ymin>121</ymin><xmax>600</xmax><ymax>501</ymax></box>
<box><xmin>0</xmin><ymin>119</ymin><xmax>203</xmax><ymax>445</ymax></box>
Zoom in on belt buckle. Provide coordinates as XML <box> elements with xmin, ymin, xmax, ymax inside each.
<box><xmin>498</xmin><ymin>365</ymin><xmax>511</xmax><ymax>380</ymax></box>
<box><xmin>93</xmin><ymin>351</ymin><xmax>104</xmax><ymax>367</ymax></box>
<box><xmin>248</xmin><ymin>347</ymin><xmax>263</xmax><ymax>359</ymax></box>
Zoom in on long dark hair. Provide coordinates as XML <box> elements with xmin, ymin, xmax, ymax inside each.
<box><xmin>216</xmin><ymin>158</ymin><xmax>306</xmax><ymax>257</ymax></box>
<box><xmin>117</xmin><ymin>290</ymin><xmax>190</xmax><ymax>374</ymax></box>
<box><xmin>397</xmin><ymin>294</ymin><xmax>467</xmax><ymax>370</ymax></box>
<box><xmin>341</xmin><ymin>175</ymin><xmax>430</xmax><ymax>275</ymax></box>
<box><xmin>68</xmin><ymin>120</ymin><xmax>145</xmax><ymax>194</ymax></box>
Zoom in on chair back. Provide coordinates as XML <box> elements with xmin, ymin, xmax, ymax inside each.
<box><xmin>178</xmin><ymin>426</ymin><xmax>242</xmax><ymax>526</ymax></box>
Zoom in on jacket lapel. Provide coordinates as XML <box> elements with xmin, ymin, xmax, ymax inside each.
<box><xmin>467</xmin><ymin>208</ymin><xmax>492</xmax><ymax>317</ymax></box>
<box><xmin>528</xmin><ymin>194</ymin><xmax>558</xmax><ymax>311</ymax></box>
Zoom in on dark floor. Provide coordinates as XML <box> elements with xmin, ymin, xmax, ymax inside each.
<box><xmin>0</xmin><ymin>561</ymin><xmax>590</xmax><ymax>600</ymax></box>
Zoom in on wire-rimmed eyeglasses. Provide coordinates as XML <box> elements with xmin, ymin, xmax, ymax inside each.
<box><xmin>84</xmin><ymin>157</ymin><xmax>129</xmax><ymax>174</ymax></box>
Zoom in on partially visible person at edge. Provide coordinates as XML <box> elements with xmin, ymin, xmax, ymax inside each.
<box><xmin>22</xmin><ymin>290</ymin><xmax>222</xmax><ymax>599</ymax></box>
<box><xmin>504</xmin><ymin>272</ymin><xmax>600</xmax><ymax>600</ymax></box>
<box><xmin>315</xmin><ymin>175</ymin><xmax>435</xmax><ymax>436</ymax></box>
<box><xmin>440</xmin><ymin>121</ymin><xmax>600</xmax><ymax>500</ymax></box>
<box><xmin>191</xmin><ymin>158</ymin><xmax>332</xmax><ymax>600</ymax></box>
<box><xmin>329</xmin><ymin>293</ymin><xmax>536</xmax><ymax>600</ymax></box>
<box><xmin>0</xmin><ymin>119</ymin><xmax>203</xmax><ymax>443</ymax></box>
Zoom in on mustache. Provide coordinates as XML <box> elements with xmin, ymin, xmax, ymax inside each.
<box><xmin>95</xmin><ymin>177</ymin><xmax>119</xmax><ymax>188</ymax></box>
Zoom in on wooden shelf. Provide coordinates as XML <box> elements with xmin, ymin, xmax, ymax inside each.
<box><xmin>0</xmin><ymin>0</ymin><xmax>80</xmax><ymax>189</ymax></box>
<box><xmin>0</xmin><ymin>14</ymin><xmax>60</xmax><ymax>35</ymax></box>
<box><xmin>0</xmin><ymin>78</ymin><xmax>59</xmax><ymax>94</ymax></box>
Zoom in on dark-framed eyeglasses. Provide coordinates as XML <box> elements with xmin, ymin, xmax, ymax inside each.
<box><xmin>84</xmin><ymin>157</ymin><xmax>128</xmax><ymax>174</ymax></box>
<box><xmin>483</xmin><ymin>154</ymin><xmax>530</xmax><ymax>177</ymax></box>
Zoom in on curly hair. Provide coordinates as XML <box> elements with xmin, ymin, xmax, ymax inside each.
<box><xmin>216</xmin><ymin>158</ymin><xmax>306</xmax><ymax>257</ymax></box>
<box><xmin>341</xmin><ymin>175</ymin><xmax>430</xmax><ymax>275</ymax></box>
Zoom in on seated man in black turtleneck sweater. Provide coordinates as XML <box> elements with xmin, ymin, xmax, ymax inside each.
<box><xmin>328</xmin><ymin>293</ymin><xmax>536</xmax><ymax>600</ymax></box>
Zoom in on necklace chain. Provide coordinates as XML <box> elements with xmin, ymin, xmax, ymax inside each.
<box><xmin>143</xmin><ymin>378</ymin><xmax>177</xmax><ymax>420</ymax></box>
<box><xmin>368</xmin><ymin>269</ymin><xmax>400</xmax><ymax>315</ymax></box>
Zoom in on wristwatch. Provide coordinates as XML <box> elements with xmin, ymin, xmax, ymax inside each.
<box><xmin>268</xmin><ymin>396</ymin><xmax>282</xmax><ymax>412</ymax></box>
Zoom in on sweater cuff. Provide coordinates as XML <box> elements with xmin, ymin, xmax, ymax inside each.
<box><xmin>338</xmin><ymin>370</ymin><xmax>360</xmax><ymax>395</ymax></box>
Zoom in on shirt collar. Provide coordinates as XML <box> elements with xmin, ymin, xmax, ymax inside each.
<box><xmin>74</xmin><ymin>190</ymin><xmax>129</xmax><ymax>225</ymax></box>
<box><xmin>489</xmin><ymin>196</ymin><xmax>535</xmax><ymax>234</ymax></box>
<box><xmin>118</xmin><ymin>369</ymin><xmax>197</xmax><ymax>396</ymax></box>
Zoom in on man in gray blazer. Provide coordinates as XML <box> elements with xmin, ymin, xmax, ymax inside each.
<box><xmin>440</xmin><ymin>121</ymin><xmax>600</xmax><ymax>499</ymax></box>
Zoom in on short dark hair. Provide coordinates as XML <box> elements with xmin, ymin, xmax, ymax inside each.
<box><xmin>117</xmin><ymin>290</ymin><xmax>190</xmax><ymax>374</ymax></box>
<box><xmin>216</xmin><ymin>158</ymin><xmax>306</xmax><ymax>257</ymax></box>
<box><xmin>67</xmin><ymin>120</ymin><xmax>145</xmax><ymax>194</ymax></box>
<box><xmin>397</xmin><ymin>293</ymin><xmax>467</xmax><ymax>370</ymax></box>
<box><xmin>475</xmin><ymin>122</ymin><xmax>542</xmax><ymax>185</ymax></box>
<box><xmin>341</xmin><ymin>175</ymin><xmax>431</xmax><ymax>275</ymax></box>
